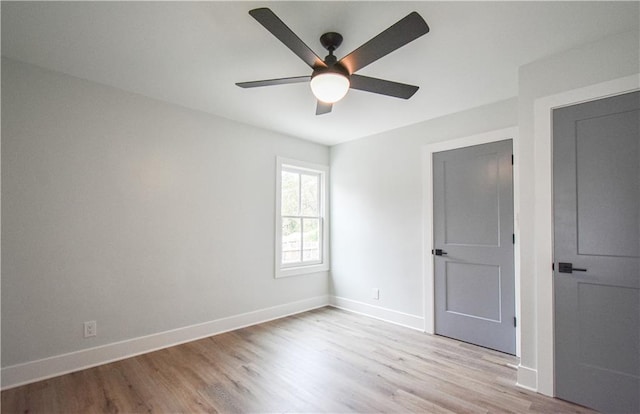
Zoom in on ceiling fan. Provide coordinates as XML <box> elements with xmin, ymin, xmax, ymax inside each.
<box><xmin>236</xmin><ymin>8</ymin><xmax>430</xmax><ymax>115</ymax></box>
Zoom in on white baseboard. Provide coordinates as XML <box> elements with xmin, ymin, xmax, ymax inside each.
<box><xmin>329</xmin><ymin>296</ymin><xmax>424</xmax><ymax>331</ymax></box>
<box><xmin>516</xmin><ymin>364</ymin><xmax>538</xmax><ymax>392</ymax></box>
<box><xmin>1</xmin><ymin>295</ymin><xmax>330</xmax><ymax>390</ymax></box>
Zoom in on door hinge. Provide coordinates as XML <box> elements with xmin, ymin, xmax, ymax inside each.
<box><xmin>512</xmin><ymin>233</ymin><xmax>515</xmax><ymax>244</ymax></box>
<box><xmin>511</xmin><ymin>154</ymin><xmax>514</xmax><ymax>165</ymax></box>
<box><xmin>552</xmin><ymin>262</ymin><xmax>555</xmax><ymax>271</ymax></box>
<box><xmin>514</xmin><ymin>317</ymin><xmax>517</xmax><ymax>327</ymax></box>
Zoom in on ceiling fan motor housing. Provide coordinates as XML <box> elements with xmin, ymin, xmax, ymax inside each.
<box><xmin>312</xmin><ymin>61</ymin><xmax>349</xmax><ymax>79</ymax></box>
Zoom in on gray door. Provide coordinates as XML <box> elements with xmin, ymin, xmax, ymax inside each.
<box><xmin>553</xmin><ymin>91</ymin><xmax>640</xmax><ymax>413</ymax></box>
<box><xmin>433</xmin><ymin>139</ymin><xmax>515</xmax><ymax>354</ymax></box>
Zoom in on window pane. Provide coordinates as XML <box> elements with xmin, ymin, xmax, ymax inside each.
<box><xmin>301</xmin><ymin>173</ymin><xmax>319</xmax><ymax>216</ymax></box>
<box><xmin>302</xmin><ymin>218</ymin><xmax>320</xmax><ymax>262</ymax></box>
<box><xmin>282</xmin><ymin>217</ymin><xmax>301</xmax><ymax>264</ymax></box>
<box><xmin>281</xmin><ymin>171</ymin><xmax>299</xmax><ymax>216</ymax></box>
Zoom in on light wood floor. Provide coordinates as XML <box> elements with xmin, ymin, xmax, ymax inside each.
<box><xmin>2</xmin><ymin>307</ymin><xmax>594</xmax><ymax>413</ymax></box>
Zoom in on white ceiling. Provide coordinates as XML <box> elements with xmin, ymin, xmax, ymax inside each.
<box><xmin>2</xmin><ymin>1</ymin><xmax>638</xmax><ymax>146</ymax></box>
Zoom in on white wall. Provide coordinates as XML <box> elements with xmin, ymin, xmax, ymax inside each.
<box><xmin>1</xmin><ymin>58</ymin><xmax>329</xmax><ymax>371</ymax></box>
<box><xmin>330</xmin><ymin>98</ymin><xmax>517</xmax><ymax>326</ymax></box>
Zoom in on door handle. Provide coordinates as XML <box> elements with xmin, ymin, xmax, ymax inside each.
<box><xmin>432</xmin><ymin>249</ymin><xmax>448</xmax><ymax>256</ymax></box>
<box><xmin>558</xmin><ymin>262</ymin><xmax>587</xmax><ymax>273</ymax></box>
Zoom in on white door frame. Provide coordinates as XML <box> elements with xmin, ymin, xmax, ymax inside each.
<box><xmin>533</xmin><ymin>74</ymin><xmax>640</xmax><ymax>396</ymax></box>
<box><xmin>422</xmin><ymin>126</ymin><xmax>521</xmax><ymax>357</ymax></box>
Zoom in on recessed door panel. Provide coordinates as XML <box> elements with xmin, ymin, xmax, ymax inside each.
<box><xmin>445</xmin><ymin>262</ymin><xmax>501</xmax><ymax>322</ymax></box>
<box><xmin>577</xmin><ymin>283</ymin><xmax>640</xmax><ymax>376</ymax></box>
<box><xmin>576</xmin><ymin>110</ymin><xmax>639</xmax><ymax>258</ymax></box>
<box><xmin>444</xmin><ymin>153</ymin><xmax>500</xmax><ymax>246</ymax></box>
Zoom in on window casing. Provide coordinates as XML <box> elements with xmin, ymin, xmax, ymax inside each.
<box><xmin>275</xmin><ymin>157</ymin><xmax>329</xmax><ymax>278</ymax></box>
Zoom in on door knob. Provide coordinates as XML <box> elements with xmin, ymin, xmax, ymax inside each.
<box><xmin>432</xmin><ymin>249</ymin><xmax>448</xmax><ymax>256</ymax></box>
<box><xmin>558</xmin><ymin>262</ymin><xmax>587</xmax><ymax>273</ymax></box>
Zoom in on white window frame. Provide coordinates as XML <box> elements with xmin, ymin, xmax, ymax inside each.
<box><xmin>275</xmin><ymin>157</ymin><xmax>329</xmax><ymax>278</ymax></box>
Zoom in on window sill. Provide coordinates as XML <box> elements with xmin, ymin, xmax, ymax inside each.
<box><xmin>275</xmin><ymin>263</ymin><xmax>329</xmax><ymax>278</ymax></box>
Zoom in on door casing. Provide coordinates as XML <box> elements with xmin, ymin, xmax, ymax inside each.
<box><xmin>533</xmin><ymin>74</ymin><xmax>640</xmax><ymax>396</ymax></box>
<box><xmin>422</xmin><ymin>126</ymin><xmax>521</xmax><ymax>357</ymax></box>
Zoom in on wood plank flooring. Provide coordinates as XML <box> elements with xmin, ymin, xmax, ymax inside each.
<box><xmin>2</xmin><ymin>307</ymin><xmax>594</xmax><ymax>413</ymax></box>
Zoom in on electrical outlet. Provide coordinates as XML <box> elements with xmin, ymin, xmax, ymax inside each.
<box><xmin>84</xmin><ymin>320</ymin><xmax>97</xmax><ymax>338</ymax></box>
<box><xmin>372</xmin><ymin>288</ymin><xmax>380</xmax><ymax>300</ymax></box>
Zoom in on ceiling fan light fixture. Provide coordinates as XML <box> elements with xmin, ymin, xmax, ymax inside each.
<box><xmin>310</xmin><ymin>72</ymin><xmax>350</xmax><ymax>103</ymax></box>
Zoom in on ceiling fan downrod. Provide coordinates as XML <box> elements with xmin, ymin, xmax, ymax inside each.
<box><xmin>314</xmin><ymin>32</ymin><xmax>349</xmax><ymax>78</ymax></box>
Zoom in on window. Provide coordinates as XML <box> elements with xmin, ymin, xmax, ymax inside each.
<box><xmin>275</xmin><ymin>157</ymin><xmax>329</xmax><ymax>278</ymax></box>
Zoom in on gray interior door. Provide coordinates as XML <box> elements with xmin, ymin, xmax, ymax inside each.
<box><xmin>433</xmin><ymin>139</ymin><xmax>515</xmax><ymax>355</ymax></box>
<box><xmin>553</xmin><ymin>91</ymin><xmax>640</xmax><ymax>413</ymax></box>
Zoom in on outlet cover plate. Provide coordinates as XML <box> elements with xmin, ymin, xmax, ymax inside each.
<box><xmin>84</xmin><ymin>320</ymin><xmax>97</xmax><ymax>338</ymax></box>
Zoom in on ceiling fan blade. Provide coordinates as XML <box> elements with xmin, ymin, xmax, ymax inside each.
<box><xmin>236</xmin><ymin>75</ymin><xmax>311</xmax><ymax>88</ymax></box>
<box><xmin>349</xmin><ymin>74</ymin><xmax>419</xmax><ymax>99</ymax></box>
<box><xmin>316</xmin><ymin>101</ymin><xmax>333</xmax><ymax>115</ymax></box>
<box><xmin>249</xmin><ymin>8</ymin><xmax>327</xmax><ymax>69</ymax></box>
<box><xmin>339</xmin><ymin>12</ymin><xmax>429</xmax><ymax>74</ymax></box>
